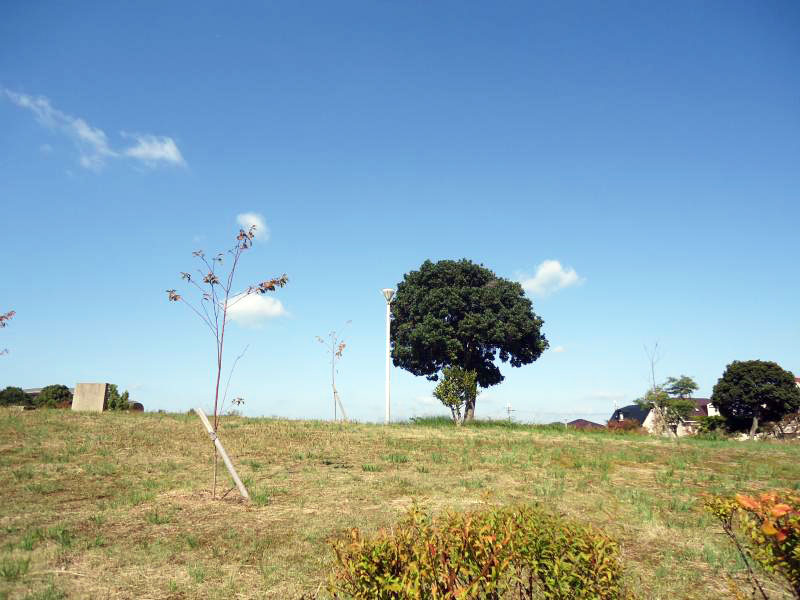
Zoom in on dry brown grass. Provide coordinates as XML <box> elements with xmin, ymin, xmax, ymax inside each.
<box><xmin>1</xmin><ymin>409</ymin><xmax>799</xmax><ymax>599</ymax></box>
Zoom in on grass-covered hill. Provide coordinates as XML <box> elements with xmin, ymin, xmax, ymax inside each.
<box><xmin>1</xmin><ymin>409</ymin><xmax>798</xmax><ymax>599</ymax></box>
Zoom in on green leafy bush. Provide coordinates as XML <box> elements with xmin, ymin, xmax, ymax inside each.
<box><xmin>0</xmin><ymin>386</ymin><xmax>30</xmax><ymax>407</ymax></box>
<box><xmin>695</xmin><ymin>415</ymin><xmax>728</xmax><ymax>436</ymax></box>
<box><xmin>327</xmin><ymin>504</ymin><xmax>628</xmax><ymax>599</ymax></box>
<box><xmin>106</xmin><ymin>384</ymin><xmax>130</xmax><ymax>411</ymax></box>
<box><xmin>35</xmin><ymin>385</ymin><xmax>72</xmax><ymax>408</ymax></box>
<box><xmin>433</xmin><ymin>366</ymin><xmax>478</xmax><ymax>425</ymax></box>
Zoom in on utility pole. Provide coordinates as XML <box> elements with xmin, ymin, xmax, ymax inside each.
<box><xmin>505</xmin><ymin>402</ymin><xmax>514</xmax><ymax>422</ymax></box>
<box><xmin>381</xmin><ymin>288</ymin><xmax>395</xmax><ymax>425</ymax></box>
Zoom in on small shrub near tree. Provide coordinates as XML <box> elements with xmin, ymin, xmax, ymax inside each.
<box><xmin>432</xmin><ymin>366</ymin><xmax>478</xmax><ymax>426</ymax></box>
<box><xmin>705</xmin><ymin>490</ymin><xmax>800</xmax><ymax>599</ymax></box>
<box><xmin>695</xmin><ymin>415</ymin><xmax>729</xmax><ymax>437</ymax></box>
<box><xmin>328</xmin><ymin>503</ymin><xmax>627</xmax><ymax>599</ymax></box>
<box><xmin>0</xmin><ymin>386</ymin><xmax>30</xmax><ymax>407</ymax></box>
<box><xmin>35</xmin><ymin>385</ymin><xmax>72</xmax><ymax>408</ymax></box>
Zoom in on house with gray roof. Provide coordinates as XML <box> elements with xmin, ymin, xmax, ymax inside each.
<box><xmin>610</xmin><ymin>398</ymin><xmax>717</xmax><ymax>437</ymax></box>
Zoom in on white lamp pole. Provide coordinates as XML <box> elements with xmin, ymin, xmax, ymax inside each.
<box><xmin>381</xmin><ymin>288</ymin><xmax>395</xmax><ymax>425</ymax></box>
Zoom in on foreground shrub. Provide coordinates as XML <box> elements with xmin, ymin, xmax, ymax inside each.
<box><xmin>705</xmin><ymin>491</ymin><xmax>800</xmax><ymax>598</ymax></box>
<box><xmin>328</xmin><ymin>504</ymin><xmax>627</xmax><ymax>599</ymax></box>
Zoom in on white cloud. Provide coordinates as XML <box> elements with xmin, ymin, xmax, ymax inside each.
<box><xmin>227</xmin><ymin>293</ymin><xmax>287</xmax><ymax>327</ymax></box>
<box><xmin>236</xmin><ymin>212</ymin><xmax>269</xmax><ymax>241</ymax></box>
<box><xmin>123</xmin><ymin>134</ymin><xmax>185</xmax><ymax>166</ymax></box>
<box><xmin>3</xmin><ymin>89</ymin><xmax>184</xmax><ymax>171</ymax></box>
<box><xmin>520</xmin><ymin>260</ymin><xmax>584</xmax><ymax>297</ymax></box>
<box><xmin>552</xmin><ymin>345</ymin><xmax>566</xmax><ymax>353</ymax></box>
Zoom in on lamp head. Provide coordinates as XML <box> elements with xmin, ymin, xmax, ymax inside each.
<box><xmin>381</xmin><ymin>288</ymin><xmax>395</xmax><ymax>303</ymax></box>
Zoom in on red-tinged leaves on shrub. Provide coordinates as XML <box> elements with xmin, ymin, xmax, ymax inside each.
<box><xmin>327</xmin><ymin>504</ymin><xmax>628</xmax><ymax>599</ymax></box>
<box><xmin>736</xmin><ymin>494</ymin><xmax>760</xmax><ymax>511</ymax></box>
<box><xmin>707</xmin><ymin>490</ymin><xmax>800</xmax><ymax>597</ymax></box>
<box><xmin>772</xmin><ymin>504</ymin><xmax>792</xmax><ymax>518</ymax></box>
<box><xmin>762</xmin><ymin>520</ymin><xmax>778</xmax><ymax>536</ymax></box>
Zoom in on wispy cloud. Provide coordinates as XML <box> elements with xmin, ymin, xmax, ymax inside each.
<box><xmin>3</xmin><ymin>89</ymin><xmax>185</xmax><ymax>171</ymax></box>
<box><xmin>123</xmin><ymin>134</ymin><xmax>185</xmax><ymax>166</ymax></box>
<box><xmin>520</xmin><ymin>260</ymin><xmax>584</xmax><ymax>297</ymax></box>
<box><xmin>227</xmin><ymin>293</ymin><xmax>287</xmax><ymax>327</ymax></box>
<box><xmin>552</xmin><ymin>345</ymin><xmax>566</xmax><ymax>353</ymax></box>
<box><xmin>236</xmin><ymin>212</ymin><xmax>269</xmax><ymax>241</ymax></box>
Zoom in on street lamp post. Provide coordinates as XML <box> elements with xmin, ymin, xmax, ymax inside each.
<box><xmin>381</xmin><ymin>288</ymin><xmax>395</xmax><ymax>424</ymax></box>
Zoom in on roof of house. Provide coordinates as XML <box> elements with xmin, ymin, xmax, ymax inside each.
<box><xmin>610</xmin><ymin>404</ymin><xmax>649</xmax><ymax>424</ymax></box>
<box><xmin>688</xmin><ymin>398</ymin><xmax>713</xmax><ymax>418</ymax></box>
<box><xmin>567</xmin><ymin>419</ymin><xmax>605</xmax><ymax>429</ymax></box>
<box><xmin>610</xmin><ymin>398</ymin><xmax>713</xmax><ymax>424</ymax></box>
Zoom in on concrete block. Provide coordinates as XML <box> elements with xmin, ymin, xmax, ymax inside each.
<box><xmin>72</xmin><ymin>383</ymin><xmax>108</xmax><ymax>412</ymax></box>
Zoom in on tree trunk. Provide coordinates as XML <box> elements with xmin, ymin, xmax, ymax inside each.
<box><xmin>749</xmin><ymin>415</ymin><xmax>759</xmax><ymax>440</ymax></box>
<box><xmin>464</xmin><ymin>401</ymin><xmax>474</xmax><ymax>422</ymax></box>
<box><xmin>464</xmin><ymin>377</ymin><xmax>479</xmax><ymax>421</ymax></box>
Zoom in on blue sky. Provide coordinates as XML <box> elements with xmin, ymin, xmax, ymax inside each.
<box><xmin>2</xmin><ymin>1</ymin><xmax>798</xmax><ymax>423</ymax></box>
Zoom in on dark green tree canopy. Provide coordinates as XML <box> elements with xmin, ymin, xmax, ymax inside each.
<box><xmin>711</xmin><ymin>360</ymin><xmax>800</xmax><ymax>435</ymax></box>
<box><xmin>390</xmin><ymin>259</ymin><xmax>548</xmax><ymax>389</ymax></box>
<box><xmin>0</xmin><ymin>386</ymin><xmax>30</xmax><ymax>407</ymax></box>
<box><xmin>36</xmin><ymin>384</ymin><xmax>73</xmax><ymax>408</ymax></box>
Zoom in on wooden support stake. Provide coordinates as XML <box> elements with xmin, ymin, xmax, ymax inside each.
<box><xmin>194</xmin><ymin>407</ymin><xmax>250</xmax><ymax>501</ymax></box>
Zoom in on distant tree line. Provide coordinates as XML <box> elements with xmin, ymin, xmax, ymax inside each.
<box><xmin>0</xmin><ymin>384</ymin><xmax>134</xmax><ymax>410</ymax></box>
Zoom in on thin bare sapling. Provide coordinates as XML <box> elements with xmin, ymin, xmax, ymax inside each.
<box><xmin>317</xmin><ymin>321</ymin><xmax>351</xmax><ymax>422</ymax></box>
<box><xmin>167</xmin><ymin>226</ymin><xmax>288</xmax><ymax>497</ymax></box>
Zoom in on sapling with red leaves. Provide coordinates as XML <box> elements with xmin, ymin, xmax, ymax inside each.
<box><xmin>0</xmin><ymin>310</ymin><xmax>14</xmax><ymax>356</ymax></box>
<box><xmin>167</xmin><ymin>225</ymin><xmax>287</xmax><ymax>497</ymax></box>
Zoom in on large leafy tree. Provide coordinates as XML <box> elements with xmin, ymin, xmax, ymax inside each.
<box><xmin>712</xmin><ymin>360</ymin><xmax>800</xmax><ymax>439</ymax></box>
<box><xmin>391</xmin><ymin>259</ymin><xmax>548</xmax><ymax>420</ymax></box>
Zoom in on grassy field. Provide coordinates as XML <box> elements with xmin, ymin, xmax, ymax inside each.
<box><xmin>1</xmin><ymin>409</ymin><xmax>799</xmax><ymax>599</ymax></box>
